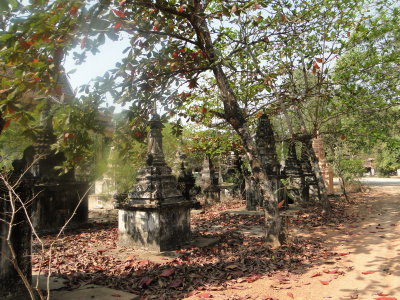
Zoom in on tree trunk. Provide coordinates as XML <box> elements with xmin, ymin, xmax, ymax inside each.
<box><xmin>304</xmin><ymin>139</ymin><xmax>331</xmax><ymax>214</ymax></box>
<box><xmin>189</xmin><ymin>6</ymin><xmax>285</xmax><ymax>245</ymax></box>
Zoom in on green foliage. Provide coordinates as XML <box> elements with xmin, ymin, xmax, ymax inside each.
<box><xmin>51</xmin><ymin>95</ymin><xmax>108</xmax><ymax>179</ymax></box>
<box><xmin>337</xmin><ymin>159</ymin><xmax>365</xmax><ymax>182</ymax></box>
<box><xmin>182</xmin><ymin>128</ymin><xmax>241</xmax><ymax>161</ymax></box>
<box><xmin>375</xmin><ymin>141</ymin><xmax>400</xmax><ymax>176</ymax></box>
<box><xmin>0</xmin><ymin>120</ymin><xmax>34</xmax><ymax>170</ymax></box>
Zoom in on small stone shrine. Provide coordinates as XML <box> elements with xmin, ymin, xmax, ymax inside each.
<box><xmin>221</xmin><ymin>151</ymin><xmax>245</xmax><ymax>199</ymax></box>
<box><xmin>200</xmin><ymin>156</ymin><xmax>220</xmax><ymax>204</ymax></box>
<box><xmin>176</xmin><ymin>153</ymin><xmax>200</xmax><ymax>202</ymax></box>
<box><xmin>29</xmin><ymin>104</ymin><xmax>88</xmax><ymax>232</ymax></box>
<box><xmin>115</xmin><ymin>113</ymin><xmax>198</xmax><ymax>251</ymax></box>
<box><xmin>283</xmin><ymin>142</ymin><xmax>308</xmax><ymax>202</ymax></box>
<box><xmin>300</xmin><ymin>140</ymin><xmax>319</xmax><ymax>197</ymax></box>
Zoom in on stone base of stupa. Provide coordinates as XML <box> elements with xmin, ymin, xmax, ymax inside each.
<box><xmin>118</xmin><ymin>201</ymin><xmax>193</xmax><ymax>251</ymax></box>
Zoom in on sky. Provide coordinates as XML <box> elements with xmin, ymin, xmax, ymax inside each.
<box><xmin>64</xmin><ymin>37</ymin><xmax>130</xmax><ymax>112</ymax></box>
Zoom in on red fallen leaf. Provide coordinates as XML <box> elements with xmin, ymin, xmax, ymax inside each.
<box><xmin>160</xmin><ymin>268</ymin><xmax>175</xmax><ymax>277</ymax></box>
<box><xmin>320</xmin><ymin>280</ymin><xmax>330</xmax><ymax>285</ymax></box>
<box><xmin>310</xmin><ymin>272</ymin><xmax>321</xmax><ymax>278</ymax></box>
<box><xmin>170</xmin><ymin>278</ymin><xmax>182</xmax><ymax>288</ymax></box>
<box><xmin>198</xmin><ymin>292</ymin><xmax>213</xmax><ymax>298</ymax></box>
<box><xmin>374</xmin><ymin>297</ymin><xmax>397</xmax><ymax>300</ymax></box>
<box><xmin>114</xmin><ymin>23</ymin><xmax>122</xmax><ymax>29</ymax></box>
<box><xmin>112</xmin><ymin>9</ymin><xmax>126</xmax><ymax>18</ymax></box>
<box><xmin>338</xmin><ymin>252</ymin><xmax>350</xmax><ymax>256</ymax></box>
<box><xmin>287</xmin><ymin>292</ymin><xmax>294</xmax><ymax>298</ymax></box>
<box><xmin>277</xmin><ymin>200</ymin><xmax>285</xmax><ymax>208</ymax></box>
<box><xmin>377</xmin><ymin>293</ymin><xmax>389</xmax><ymax>296</ymax></box>
<box><xmin>246</xmin><ymin>274</ymin><xmax>262</xmax><ymax>283</ymax></box>
<box><xmin>111</xmin><ymin>294</ymin><xmax>121</xmax><ymax>298</ymax></box>
<box><xmin>361</xmin><ymin>271</ymin><xmax>374</xmax><ymax>275</ymax></box>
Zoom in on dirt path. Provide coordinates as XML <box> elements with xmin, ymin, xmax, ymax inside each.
<box><xmin>185</xmin><ymin>183</ymin><xmax>400</xmax><ymax>300</ymax></box>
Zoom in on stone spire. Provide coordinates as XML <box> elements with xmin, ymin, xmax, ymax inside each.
<box><xmin>147</xmin><ymin>113</ymin><xmax>166</xmax><ymax>167</ymax></box>
<box><xmin>284</xmin><ymin>142</ymin><xmax>302</xmax><ymax>177</ymax></box>
<box><xmin>300</xmin><ymin>141</ymin><xmax>314</xmax><ymax>178</ymax></box>
<box><xmin>33</xmin><ymin>101</ymin><xmax>56</xmax><ymax>158</ymax></box>
<box><xmin>126</xmin><ymin>113</ymin><xmax>185</xmax><ymax>205</ymax></box>
<box><xmin>255</xmin><ymin>114</ymin><xmax>280</xmax><ymax>175</ymax></box>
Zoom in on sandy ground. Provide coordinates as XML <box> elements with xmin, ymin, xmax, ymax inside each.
<box><xmin>184</xmin><ymin>183</ymin><xmax>400</xmax><ymax>300</ymax></box>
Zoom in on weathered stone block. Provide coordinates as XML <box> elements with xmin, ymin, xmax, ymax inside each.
<box><xmin>32</xmin><ymin>182</ymin><xmax>88</xmax><ymax>232</ymax></box>
<box><xmin>118</xmin><ymin>203</ymin><xmax>192</xmax><ymax>251</ymax></box>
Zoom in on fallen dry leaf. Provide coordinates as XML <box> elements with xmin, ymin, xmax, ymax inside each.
<box><xmin>170</xmin><ymin>278</ymin><xmax>182</xmax><ymax>288</ymax></box>
<box><xmin>361</xmin><ymin>271</ymin><xmax>374</xmax><ymax>275</ymax></box>
<box><xmin>287</xmin><ymin>292</ymin><xmax>294</xmax><ymax>298</ymax></box>
<box><xmin>197</xmin><ymin>292</ymin><xmax>213</xmax><ymax>298</ymax></box>
<box><xmin>320</xmin><ymin>280</ymin><xmax>330</xmax><ymax>285</ymax></box>
<box><xmin>310</xmin><ymin>272</ymin><xmax>321</xmax><ymax>278</ymax></box>
<box><xmin>160</xmin><ymin>268</ymin><xmax>175</xmax><ymax>277</ymax></box>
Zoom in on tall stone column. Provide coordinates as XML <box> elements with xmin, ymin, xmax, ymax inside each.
<box><xmin>115</xmin><ymin>114</ymin><xmax>199</xmax><ymax>251</ymax></box>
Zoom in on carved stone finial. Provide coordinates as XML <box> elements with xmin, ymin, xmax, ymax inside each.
<box><xmin>147</xmin><ymin>113</ymin><xmax>166</xmax><ymax>166</ymax></box>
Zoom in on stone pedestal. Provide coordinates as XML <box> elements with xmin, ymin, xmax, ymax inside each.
<box><xmin>118</xmin><ymin>202</ymin><xmax>192</xmax><ymax>251</ymax></box>
<box><xmin>115</xmin><ymin>114</ymin><xmax>198</xmax><ymax>252</ymax></box>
